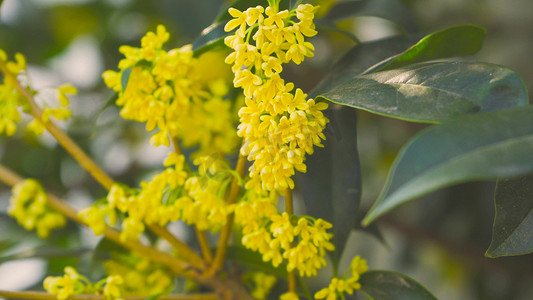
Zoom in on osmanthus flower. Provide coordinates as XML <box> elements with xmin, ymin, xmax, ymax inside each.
<box><xmin>235</xmin><ymin>193</ymin><xmax>335</xmax><ymax>277</ymax></box>
<box><xmin>80</xmin><ymin>152</ymin><xmax>238</xmax><ymax>240</ymax></box>
<box><xmin>0</xmin><ymin>49</ymin><xmax>77</xmax><ymax>137</ymax></box>
<box><xmin>314</xmin><ymin>256</ymin><xmax>369</xmax><ymax>300</ymax></box>
<box><xmin>44</xmin><ymin>266</ymin><xmax>126</xmax><ymax>300</ymax></box>
<box><xmin>102</xmin><ymin>25</ymin><xmax>239</xmax><ymax>157</ymax></box>
<box><xmin>224</xmin><ymin>1</ymin><xmax>328</xmax><ymax>192</ymax></box>
<box><xmin>104</xmin><ymin>254</ymin><xmax>173</xmax><ymax>296</ymax></box>
<box><xmin>8</xmin><ymin>179</ymin><xmax>66</xmax><ymax>238</ymax></box>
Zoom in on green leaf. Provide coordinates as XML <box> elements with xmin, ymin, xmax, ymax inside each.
<box><xmin>317</xmin><ymin>61</ymin><xmax>528</xmax><ymax>123</ymax></box>
<box><xmin>363</xmin><ymin>24</ymin><xmax>486</xmax><ymax>74</ymax></box>
<box><xmin>312</xmin><ymin>25</ymin><xmax>486</xmax><ymax>97</ymax></box>
<box><xmin>120</xmin><ymin>67</ymin><xmax>132</xmax><ymax>93</ymax></box>
<box><xmin>311</xmin><ymin>35</ymin><xmax>419</xmax><ymax>97</ymax></box>
<box><xmin>297</xmin><ymin>106</ymin><xmax>361</xmax><ymax>271</ymax></box>
<box><xmin>192</xmin><ymin>23</ymin><xmax>227</xmax><ymax>56</ymax></box>
<box><xmin>359</xmin><ymin>271</ymin><xmax>437</xmax><ymax>300</ymax></box>
<box><xmin>486</xmin><ymin>175</ymin><xmax>533</xmax><ymax>257</ymax></box>
<box><xmin>323</xmin><ymin>0</ymin><xmax>418</xmax><ymax>33</ymax></box>
<box><xmin>363</xmin><ymin>106</ymin><xmax>533</xmax><ymax>226</ymax></box>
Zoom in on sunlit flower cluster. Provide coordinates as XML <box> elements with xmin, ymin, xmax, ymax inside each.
<box><xmin>8</xmin><ymin>179</ymin><xmax>66</xmax><ymax>238</ymax></box>
<box><xmin>0</xmin><ymin>50</ymin><xmax>24</xmax><ymax>136</ymax></box>
<box><xmin>314</xmin><ymin>256</ymin><xmax>368</xmax><ymax>300</ymax></box>
<box><xmin>235</xmin><ymin>192</ymin><xmax>335</xmax><ymax>277</ymax></box>
<box><xmin>104</xmin><ymin>254</ymin><xmax>173</xmax><ymax>296</ymax></box>
<box><xmin>44</xmin><ymin>266</ymin><xmax>124</xmax><ymax>300</ymax></box>
<box><xmin>27</xmin><ymin>84</ymin><xmax>77</xmax><ymax>136</ymax></box>
<box><xmin>102</xmin><ymin>25</ymin><xmax>238</xmax><ymax>157</ymax></box>
<box><xmin>224</xmin><ymin>2</ymin><xmax>328</xmax><ymax>192</ymax></box>
<box><xmin>80</xmin><ymin>152</ymin><xmax>236</xmax><ymax>240</ymax></box>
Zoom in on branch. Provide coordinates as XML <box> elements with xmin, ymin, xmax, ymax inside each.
<box><xmin>0</xmin><ymin>164</ymin><xmax>253</xmax><ymax>299</ymax></box>
<box><xmin>0</xmin><ymin>290</ymin><xmax>218</xmax><ymax>300</ymax></box>
<box><xmin>210</xmin><ymin>154</ymin><xmax>247</xmax><ymax>274</ymax></box>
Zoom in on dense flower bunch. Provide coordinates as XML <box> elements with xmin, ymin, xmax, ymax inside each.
<box><xmin>80</xmin><ymin>152</ymin><xmax>236</xmax><ymax>240</ymax></box>
<box><xmin>8</xmin><ymin>179</ymin><xmax>66</xmax><ymax>238</ymax></box>
<box><xmin>104</xmin><ymin>254</ymin><xmax>173</xmax><ymax>296</ymax></box>
<box><xmin>314</xmin><ymin>256</ymin><xmax>368</xmax><ymax>300</ymax></box>
<box><xmin>44</xmin><ymin>267</ymin><xmax>123</xmax><ymax>300</ymax></box>
<box><xmin>236</xmin><ymin>195</ymin><xmax>335</xmax><ymax>277</ymax></box>
<box><xmin>102</xmin><ymin>25</ymin><xmax>239</xmax><ymax>156</ymax></box>
<box><xmin>224</xmin><ymin>1</ymin><xmax>329</xmax><ymax>192</ymax></box>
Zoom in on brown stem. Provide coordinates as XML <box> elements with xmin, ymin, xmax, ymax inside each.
<box><xmin>284</xmin><ymin>189</ymin><xmax>297</xmax><ymax>293</ymax></box>
<box><xmin>171</xmin><ymin>136</ymin><xmax>213</xmax><ymax>263</ymax></box>
<box><xmin>210</xmin><ymin>154</ymin><xmax>247</xmax><ymax>274</ymax></box>
<box><xmin>0</xmin><ymin>290</ymin><xmax>218</xmax><ymax>300</ymax></box>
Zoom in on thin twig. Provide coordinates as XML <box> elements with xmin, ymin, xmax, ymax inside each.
<box><xmin>0</xmin><ymin>290</ymin><xmax>218</xmax><ymax>300</ymax></box>
<box><xmin>210</xmin><ymin>154</ymin><xmax>247</xmax><ymax>274</ymax></box>
<box><xmin>284</xmin><ymin>189</ymin><xmax>297</xmax><ymax>293</ymax></box>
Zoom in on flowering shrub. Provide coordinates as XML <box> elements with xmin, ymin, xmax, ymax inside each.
<box><xmin>0</xmin><ymin>0</ymin><xmax>532</xmax><ymax>300</ymax></box>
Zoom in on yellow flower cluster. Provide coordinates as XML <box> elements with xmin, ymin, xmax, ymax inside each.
<box><xmin>27</xmin><ymin>84</ymin><xmax>77</xmax><ymax>136</ymax></box>
<box><xmin>314</xmin><ymin>256</ymin><xmax>368</xmax><ymax>300</ymax></box>
<box><xmin>104</xmin><ymin>254</ymin><xmax>173</xmax><ymax>297</ymax></box>
<box><xmin>224</xmin><ymin>2</ymin><xmax>329</xmax><ymax>192</ymax></box>
<box><xmin>235</xmin><ymin>193</ymin><xmax>335</xmax><ymax>277</ymax></box>
<box><xmin>245</xmin><ymin>272</ymin><xmax>277</xmax><ymax>300</ymax></box>
<box><xmin>80</xmin><ymin>153</ymin><xmax>236</xmax><ymax>240</ymax></box>
<box><xmin>0</xmin><ymin>50</ymin><xmax>25</xmax><ymax>136</ymax></box>
<box><xmin>103</xmin><ymin>25</ymin><xmax>238</xmax><ymax>157</ymax></box>
<box><xmin>8</xmin><ymin>179</ymin><xmax>66</xmax><ymax>238</ymax></box>
<box><xmin>44</xmin><ymin>266</ymin><xmax>124</xmax><ymax>300</ymax></box>
<box><xmin>0</xmin><ymin>49</ymin><xmax>76</xmax><ymax>137</ymax></box>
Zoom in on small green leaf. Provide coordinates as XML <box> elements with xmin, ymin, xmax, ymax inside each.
<box><xmin>120</xmin><ymin>67</ymin><xmax>132</xmax><ymax>93</ymax></box>
<box><xmin>317</xmin><ymin>61</ymin><xmax>528</xmax><ymax>123</ymax></box>
<box><xmin>486</xmin><ymin>175</ymin><xmax>533</xmax><ymax>257</ymax></box>
<box><xmin>192</xmin><ymin>23</ymin><xmax>227</xmax><ymax>56</ymax></box>
<box><xmin>363</xmin><ymin>24</ymin><xmax>486</xmax><ymax>74</ymax></box>
<box><xmin>297</xmin><ymin>106</ymin><xmax>361</xmax><ymax>271</ymax></box>
<box><xmin>359</xmin><ymin>270</ymin><xmax>437</xmax><ymax>300</ymax></box>
<box><xmin>323</xmin><ymin>0</ymin><xmax>418</xmax><ymax>33</ymax></box>
<box><xmin>363</xmin><ymin>106</ymin><xmax>533</xmax><ymax>226</ymax></box>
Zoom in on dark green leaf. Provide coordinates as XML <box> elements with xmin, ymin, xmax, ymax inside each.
<box><xmin>354</xmin><ymin>212</ymin><xmax>387</xmax><ymax>247</ymax></box>
<box><xmin>312</xmin><ymin>25</ymin><xmax>486</xmax><ymax>97</ymax></box>
<box><xmin>359</xmin><ymin>271</ymin><xmax>437</xmax><ymax>300</ymax></box>
<box><xmin>486</xmin><ymin>175</ymin><xmax>533</xmax><ymax>257</ymax></box>
<box><xmin>120</xmin><ymin>67</ymin><xmax>132</xmax><ymax>93</ymax></box>
<box><xmin>315</xmin><ymin>19</ymin><xmax>360</xmax><ymax>43</ymax></box>
<box><xmin>363</xmin><ymin>24</ymin><xmax>486</xmax><ymax>74</ymax></box>
<box><xmin>317</xmin><ymin>61</ymin><xmax>528</xmax><ymax>123</ymax></box>
<box><xmin>363</xmin><ymin>106</ymin><xmax>533</xmax><ymax>226</ymax></box>
<box><xmin>324</xmin><ymin>0</ymin><xmax>417</xmax><ymax>33</ymax></box>
<box><xmin>192</xmin><ymin>23</ymin><xmax>227</xmax><ymax>56</ymax></box>
<box><xmin>311</xmin><ymin>35</ymin><xmax>419</xmax><ymax>97</ymax></box>
<box><xmin>297</xmin><ymin>106</ymin><xmax>361</xmax><ymax>271</ymax></box>
<box><xmin>0</xmin><ymin>246</ymin><xmax>90</xmax><ymax>263</ymax></box>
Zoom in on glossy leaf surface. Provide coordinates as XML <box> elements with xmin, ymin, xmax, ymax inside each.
<box><xmin>363</xmin><ymin>106</ymin><xmax>533</xmax><ymax>225</ymax></box>
<box><xmin>486</xmin><ymin>175</ymin><xmax>533</xmax><ymax>257</ymax></box>
<box><xmin>360</xmin><ymin>271</ymin><xmax>437</xmax><ymax>300</ymax></box>
<box><xmin>317</xmin><ymin>61</ymin><xmax>528</xmax><ymax>123</ymax></box>
<box><xmin>297</xmin><ymin>106</ymin><xmax>361</xmax><ymax>269</ymax></box>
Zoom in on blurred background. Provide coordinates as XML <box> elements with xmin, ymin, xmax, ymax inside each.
<box><xmin>0</xmin><ymin>0</ymin><xmax>532</xmax><ymax>299</ymax></box>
